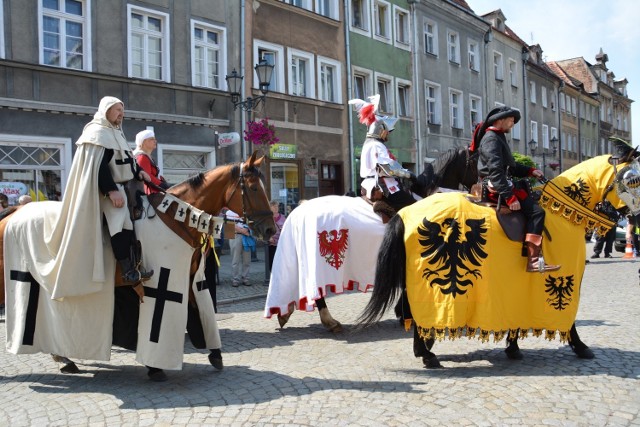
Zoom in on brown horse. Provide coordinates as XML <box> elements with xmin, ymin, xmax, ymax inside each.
<box><xmin>1</xmin><ymin>152</ymin><xmax>275</xmax><ymax>380</ymax></box>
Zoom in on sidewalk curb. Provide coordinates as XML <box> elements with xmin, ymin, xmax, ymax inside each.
<box><xmin>218</xmin><ymin>292</ymin><xmax>268</xmax><ymax>307</ymax></box>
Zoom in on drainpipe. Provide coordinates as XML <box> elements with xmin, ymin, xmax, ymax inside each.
<box><xmin>240</xmin><ymin>1</ymin><xmax>247</xmax><ymax>160</ymax></box>
<box><xmin>483</xmin><ymin>28</ymin><xmax>492</xmax><ymax>123</ymax></box>
<box><xmin>521</xmin><ymin>47</ymin><xmax>530</xmax><ymax>155</ymax></box>
<box><xmin>344</xmin><ymin>1</ymin><xmax>355</xmax><ymax>191</ymax></box>
<box><xmin>557</xmin><ymin>82</ymin><xmax>563</xmax><ymax>172</ymax></box>
<box><xmin>410</xmin><ymin>1</ymin><xmax>422</xmax><ymax>172</ymax></box>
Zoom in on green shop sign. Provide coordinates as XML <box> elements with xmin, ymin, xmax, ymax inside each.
<box><xmin>269</xmin><ymin>144</ymin><xmax>297</xmax><ymax>160</ymax></box>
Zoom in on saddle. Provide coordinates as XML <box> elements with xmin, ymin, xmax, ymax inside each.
<box><xmin>469</xmin><ymin>181</ymin><xmax>526</xmax><ymax>242</ymax></box>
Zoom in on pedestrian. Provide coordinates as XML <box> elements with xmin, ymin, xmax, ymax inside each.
<box><xmin>18</xmin><ymin>194</ymin><xmax>32</xmax><ymax>205</ymax></box>
<box><xmin>267</xmin><ymin>200</ymin><xmax>286</xmax><ymax>277</ymax></box>
<box><xmin>474</xmin><ymin>105</ymin><xmax>560</xmax><ymax>273</ymax></box>
<box><xmin>133</xmin><ymin>129</ymin><xmax>171</xmax><ymax>194</ymax></box>
<box><xmin>0</xmin><ymin>193</ymin><xmax>8</xmax><ymax>211</ymax></box>
<box><xmin>591</xmin><ymin>227</ymin><xmax>616</xmax><ymax>258</ymax></box>
<box><xmin>226</xmin><ymin>209</ymin><xmax>252</xmax><ymax>287</ymax></box>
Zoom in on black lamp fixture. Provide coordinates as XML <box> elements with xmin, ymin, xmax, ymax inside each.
<box><xmin>528</xmin><ymin>137</ymin><xmax>559</xmax><ymax>173</ymax></box>
<box><xmin>225</xmin><ymin>60</ymin><xmax>275</xmax><ymax>112</ymax></box>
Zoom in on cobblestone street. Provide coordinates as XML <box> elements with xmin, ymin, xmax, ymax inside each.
<box><xmin>1</xmin><ymin>242</ymin><xmax>639</xmax><ymax>426</ymax></box>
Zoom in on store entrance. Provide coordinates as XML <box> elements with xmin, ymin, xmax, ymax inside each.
<box><xmin>269</xmin><ymin>161</ymin><xmax>301</xmax><ymax>216</ymax></box>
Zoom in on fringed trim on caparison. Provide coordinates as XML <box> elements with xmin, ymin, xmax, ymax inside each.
<box><xmin>416</xmin><ymin>324</ymin><xmax>571</xmax><ymax>343</ymax></box>
<box><xmin>539</xmin><ymin>183</ymin><xmax>614</xmax><ymax>236</ymax></box>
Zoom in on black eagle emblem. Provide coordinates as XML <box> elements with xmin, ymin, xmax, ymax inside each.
<box><xmin>544</xmin><ymin>274</ymin><xmax>575</xmax><ymax>310</ymax></box>
<box><xmin>563</xmin><ymin>177</ymin><xmax>591</xmax><ymax>206</ymax></box>
<box><xmin>418</xmin><ymin>217</ymin><xmax>488</xmax><ymax>297</ymax></box>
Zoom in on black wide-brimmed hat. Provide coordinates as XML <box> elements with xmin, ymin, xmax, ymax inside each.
<box><xmin>609</xmin><ymin>137</ymin><xmax>638</xmax><ymax>163</ymax></box>
<box><xmin>484</xmin><ymin>106</ymin><xmax>521</xmax><ymax>126</ymax></box>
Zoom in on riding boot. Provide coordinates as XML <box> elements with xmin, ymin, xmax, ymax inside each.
<box><xmin>118</xmin><ymin>240</ymin><xmax>153</xmax><ymax>284</ymax></box>
<box><xmin>525</xmin><ymin>233</ymin><xmax>560</xmax><ymax>273</ymax></box>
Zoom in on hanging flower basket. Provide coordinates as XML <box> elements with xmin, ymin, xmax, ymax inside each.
<box><xmin>549</xmin><ymin>163</ymin><xmax>560</xmax><ymax>171</ymax></box>
<box><xmin>244</xmin><ymin>117</ymin><xmax>279</xmax><ymax>146</ymax></box>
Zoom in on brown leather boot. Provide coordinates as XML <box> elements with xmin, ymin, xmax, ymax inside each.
<box><xmin>525</xmin><ymin>233</ymin><xmax>560</xmax><ymax>273</ymax></box>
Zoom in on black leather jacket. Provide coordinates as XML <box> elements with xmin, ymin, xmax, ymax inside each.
<box><xmin>477</xmin><ymin>130</ymin><xmax>531</xmax><ymax>200</ymax></box>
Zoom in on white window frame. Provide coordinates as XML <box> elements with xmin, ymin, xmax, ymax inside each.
<box><xmin>39</xmin><ymin>0</ymin><xmax>92</xmax><ymax>71</ymax></box>
<box><xmin>469</xmin><ymin>94</ymin><xmax>482</xmax><ymax>131</ymax></box>
<box><xmin>190</xmin><ymin>20</ymin><xmax>226</xmax><ymax>90</ymax></box>
<box><xmin>423</xmin><ymin>17</ymin><xmax>438</xmax><ymax>56</ymax></box>
<box><xmin>511</xmin><ymin>108</ymin><xmax>522</xmax><ymax>140</ymax></box>
<box><xmin>531</xmin><ymin>120</ymin><xmax>538</xmax><ymax>143</ymax></box>
<box><xmin>572</xmin><ymin>98</ymin><xmax>577</xmax><ymax>117</ymax></box>
<box><xmin>541</xmin><ymin>86</ymin><xmax>548</xmax><ymax>108</ymax></box>
<box><xmin>0</xmin><ymin>134</ymin><xmax>73</xmax><ymax>200</ymax></box>
<box><xmin>287</xmin><ymin>0</ymin><xmax>312</xmax><ymax>10</ymax></box>
<box><xmin>424</xmin><ymin>80</ymin><xmax>441</xmax><ymax>125</ymax></box>
<box><xmin>396</xmin><ymin>78</ymin><xmax>412</xmax><ymax>117</ymax></box>
<box><xmin>127</xmin><ymin>5</ymin><xmax>171</xmax><ymax>82</ymax></box>
<box><xmin>375</xmin><ymin>72</ymin><xmax>394</xmax><ymax>114</ymax></box>
<box><xmin>317</xmin><ymin>56</ymin><xmax>342</xmax><ymax>103</ymax></box>
<box><xmin>447</xmin><ymin>29</ymin><xmax>460</xmax><ymax>64</ymax></box>
<box><xmin>529</xmin><ymin>80</ymin><xmax>536</xmax><ymax>104</ymax></box>
<box><xmin>372</xmin><ymin>0</ymin><xmax>391</xmax><ymax>43</ymax></box>
<box><xmin>542</xmin><ymin>124</ymin><xmax>549</xmax><ymax>149</ymax></box>
<box><xmin>254</xmin><ymin>40</ymin><xmax>285</xmax><ymax>94</ymax></box>
<box><xmin>551</xmin><ymin>127</ymin><xmax>558</xmax><ymax>146</ymax></box>
<box><xmin>468</xmin><ymin>40</ymin><xmax>479</xmax><ymax>72</ymax></box>
<box><xmin>508</xmin><ymin>59</ymin><xmax>517</xmax><ymax>86</ymax></box>
<box><xmin>393</xmin><ymin>5</ymin><xmax>410</xmax><ymax>50</ymax></box>
<box><xmin>315</xmin><ymin>0</ymin><xmax>339</xmax><ymax>19</ymax></box>
<box><xmin>287</xmin><ymin>48</ymin><xmax>315</xmax><ymax>98</ymax></box>
<box><xmin>493</xmin><ymin>51</ymin><xmax>503</xmax><ymax>80</ymax></box>
<box><xmin>352</xmin><ymin>66</ymin><xmax>373</xmax><ymax>100</ymax></box>
<box><xmin>350</xmin><ymin>0</ymin><xmax>371</xmax><ymax>36</ymax></box>
<box><xmin>157</xmin><ymin>144</ymin><xmax>216</xmax><ymax>184</ymax></box>
<box><xmin>449</xmin><ymin>89</ymin><xmax>463</xmax><ymax>130</ymax></box>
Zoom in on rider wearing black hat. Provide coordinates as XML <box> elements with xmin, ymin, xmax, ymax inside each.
<box><xmin>474</xmin><ymin>106</ymin><xmax>560</xmax><ymax>273</ymax></box>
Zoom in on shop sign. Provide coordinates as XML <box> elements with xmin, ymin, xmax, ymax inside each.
<box><xmin>270</xmin><ymin>144</ymin><xmax>297</xmax><ymax>160</ymax></box>
<box><xmin>218</xmin><ymin>132</ymin><xmax>240</xmax><ymax>148</ymax></box>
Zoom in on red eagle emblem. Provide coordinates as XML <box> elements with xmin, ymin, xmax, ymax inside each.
<box><xmin>317</xmin><ymin>229</ymin><xmax>349</xmax><ymax>270</ymax></box>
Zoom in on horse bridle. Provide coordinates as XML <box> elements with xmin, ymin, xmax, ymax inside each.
<box><xmin>225</xmin><ymin>162</ymin><xmax>272</xmax><ymax>229</ymax></box>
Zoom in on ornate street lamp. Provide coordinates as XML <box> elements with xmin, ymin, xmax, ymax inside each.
<box><xmin>225</xmin><ymin>60</ymin><xmax>275</xmax><ymax>111</ymax></box>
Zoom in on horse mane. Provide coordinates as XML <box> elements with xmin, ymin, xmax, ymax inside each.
<box><xmin>432</xmin><ymin>147</ymin><xmax>463</xmax><ymax>178</ymax></box>
<box><xmin>186</xmin><ymin>172</ymin><xmax>205</xmax><ymax>189</ymax></box>
<box><xmin>357</xmin><ymin>214</ymin><xmax>406</xmax><ymax>328</ymax></box>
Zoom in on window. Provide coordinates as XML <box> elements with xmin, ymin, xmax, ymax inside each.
<box><xmin>531</xmin><ymin>121</ymin><xmax>538</xmax><ymax>143</ymax></box>
<box><xmin>254</xmin><ymin>40</ymin><xmax>285</xmax><ymax>93</ymax></box>
<box><xmin>376</xmin><ymin>73</ymin><xmax>393</xmax><ymax>113</ymax></box>
<box><xmin>393</xmin><ymin>5</ymin><xmax>410</xmax><ymax>48</ymax></box>
<box><xmin>572</xmin><ymin>98</ymin><xmax>577</xmax><ymax>117</ymax></box>
<box><xmin>352</xmin><ymin>67</ymin><xmax>372</xmax><ymax>100</ymax></box>
<box><xmin>425</xmin><ymin>81</ymin><xmax>441</xmax><ymax>125</ymax></box>
<box><xmin>509</xmin><ymin>60</ymin><xmax>517</xmax><ymax>86</ymax></box>
<box><xmin>449</xmin><ymin>89</ymin><xmax>463</xmax><ymax>129</ymax></box>
<box><xmin>468</xmin><ymin>40</ymin><xmax>479</xmax><ymax>71</ymax></box>
<box><xmin>351</xmin><ymin>0</ymin><xmax>370</xmax><ymax>34</ymax></box>
<box><xmin>396</xmin><ymin>79</ymin><xmax>411</xmax><ymax>117</ymax></box>
<box><xmin>529</xmin><ymin>80</ymin><xmax>536</xmax><ymax>104</ymax></box>
<box><xmin>493</xmin><ymin>52</ymin><xmax>503</xmax><ymax>80</ymax></box>
<box><xmin>40</xmin><ymin>0</ymin><xmax>89</xmax><ymax>70</ymax></box>
<box><xmin>423</xmin><ymin>18</ymin><xmax>437</xmax><ymax>56</ymax></box>
<box><xmin>559</xmin><ymin>94</ymin><xmax>565</xmax><ymax>111</ymax></box>
<box><xmin>288</xmin><ymin>49</ymin><xmax>315</xmax><ymax>98</ymax></box>
<box><xmin>542</xmin><ymin>124</ymin><xmax>549</xmax><ymax>149</ymax></box>
<box><xmin>447</xmin><ymin>30</ymin><xmax>460</xmax><ymax>64</ymax></box>
<box><xmin>191</xmin><ymin>21</ymin><xmax>225</xmax><ymax>89</ymax></box>
<box><xmin>287</xmin><ymin>0</ymin><xmax>312</xmax><ymax>10</ymax></box>
<box><xmin>511</xmin><ymin>108</ymin><xmax>521</xmax><ymax>140</ymax></box>
<box><xmin>0</xmin><ymin>0</ymin><xmax>4</xmax><ymax>58</ymax></box>
<box><xmin>158</xmin><ymin>145</ymin><xmax>214</xmax><ymax>185</ymax></box>
<box><xmin>317</xmin><ymin>56</ymin><xmax>341</xmax><ymax>103</ymax></box>
<box><xmin>373</xmin><ymin>0</ymin><xmax>391</xmax><ymax>41</ymax></box>
<box><xmin>551</xmin><ymin>127</ymin><xmax>558</xmax><ymax>146</ymax></box>
<box><xmin>469</xmin><ymin>95</ymin><xmax>482</xmax><ymax>131</ymax></box>
<box><xmin>316</xmin><ymin>0</ymin><xmax>338</xmax><ymax>19</ymax></box>
<box><xmin>128</xmin><ymin>5</ymin><xmax>170</xmax><ymax>81</ymax></box>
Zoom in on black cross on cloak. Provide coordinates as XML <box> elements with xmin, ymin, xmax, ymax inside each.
<box><xmin>143</xmin><ymin>267</ymin><xmax>183</xmax><ymax>343</ymax></box>
<box><xmin>10</xmin><ymin>270</ymin><xmax>40</xmax><ymax>346</ymax></box>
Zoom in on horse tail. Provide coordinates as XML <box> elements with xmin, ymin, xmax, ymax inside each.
<box><xmin>357</xmin><ymin>214</ymin><xmax>406</xmax><ymax>327</ymax></box>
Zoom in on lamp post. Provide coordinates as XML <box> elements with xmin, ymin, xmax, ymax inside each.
<box><xmin>528</xmin><ymin>136</ymin><xmax>559</xmax><ymax>175</ymax></box>
<box><xmin>225</xmin><ymin>60</ymin><xmax>275</xmax><ymax>111</ymax></box>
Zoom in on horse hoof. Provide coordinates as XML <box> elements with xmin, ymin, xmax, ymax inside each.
<box><xmin>277</xmin><ymin>312</ymin><xmax>291</xmax><ymax>328</ymax></box>
<box><xmin>573</xmin><ymin>346</ymin><xmax>595</xmax><ymax>359</ymax></box>
<box><xmin>147</xmin><ymin>368</ymin><xmax>168</xmax><ymax>382</ymax></box>
<box><xmin>208</xmin><ymin>350</ymin><xmax>224</xmax><ymax>370</ymax></box>
<box><xmin>60</xmin><ymin>362</ymin><xmax>80</xmax><ymax>374</ymax></box>
<box><xmin>505</xmin><ymin>348</ymin><xmax>524</xmax><ymax>360</ymax></box>
<box><xmin>422</xmin><ymin>355</ymin><xmax>442</xmax><ymax>369</ymax></box>
<box><xmin>329</xmin><ymin>321</ymin><xmax>344</xmax><ymax>334</ymax></box>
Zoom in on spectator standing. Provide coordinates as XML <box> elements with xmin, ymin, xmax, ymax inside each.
<box><xmin>226</xmin><ymin>209</ymin><xmax>252</xmax><ymax>287</ymax></box>
<box><xmin>591</xmin><ymin>227</ymin><xmax>616</xmax><ymax>258</ymax></box>
<box><xmin>267</xmin><ymin>200</ymin><xmax>286</xmax><ymax>276</ymax></box>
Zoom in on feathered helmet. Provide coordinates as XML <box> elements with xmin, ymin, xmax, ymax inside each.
<box><xmin>609</xmin><ymin>137</ymin><xmax>639</xmax><ymax>164</ymax></box>
<box><xmin>348</xmin><ymin>94</ymin><xmax>398</xmax><ymax>142</ymax></box>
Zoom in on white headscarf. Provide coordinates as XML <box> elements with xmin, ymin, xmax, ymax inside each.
<box><xmin>94</xmin><ymin>96</ymin><xmax>124</xmax><ymax>125</ymax></box>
